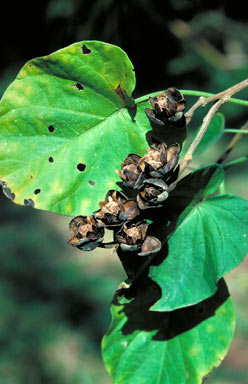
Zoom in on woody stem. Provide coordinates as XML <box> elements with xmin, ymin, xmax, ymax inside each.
<box><xmin>185</xmin><ymin>79</ymin><xmax>248</xmax><ymax>125</ymax></box>
<box><xmin>180</xmin><ymin>99</ymin><xmax>223</xmax><ymax>174</ymax></box>
<box><xmin>179</xmin><ymin>79</ymin><xmax>248</xmax><ymax>175</ymax></box>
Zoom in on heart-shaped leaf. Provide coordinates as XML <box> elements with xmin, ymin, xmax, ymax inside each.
<box><xmin>149</xmin><ymin>164</ymin><xmax>248</xmax><ymax>311</ymax></box>
<box><xmin>0</xmin><ymin>41</ymin><xmax>152</xmax><ymax>216</ymax></box>
<box><xmin>102</xmin><ymin>279</ymin><xmax>235</xmax><ymax>384</ymax></box>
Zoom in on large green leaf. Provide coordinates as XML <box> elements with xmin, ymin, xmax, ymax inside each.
<box><xmin>0</xmin><ymin>41</ymin><xmax>153</xmax><ymax>216</ymax></box>
<box><xmin>149</xmin><ymin>164</ymin><xmax>248</xmax><ymax>311</ymax></box>
<box><xmin>102</xmin><ymin>279</ymin><xmax>235</xmax><ymax>384</ymax></box>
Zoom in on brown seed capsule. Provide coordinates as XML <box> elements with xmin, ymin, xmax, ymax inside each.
<box><xmin>140</xmin><ymin>144</ymin><xmax>167</xmax><ymax>171</ymax></box>
<box><xmin>94</xmin><ymin>190</ymin><xmax>139</xmax><ymax>228</ymax></box>
<box><xmin>165</xmin><ymin>143</ymin><xmax>181</xmax><ymax>173</ymax></box>
<box><xmin>146</xmin><ymin>87</ymin><xmax>186</xmax><ymax>125</ymax></box>
<box><xmin>116</xmin><ymin>221</ymin><xmax>149</xmax><ymax>252</ymax></box>
<box><xmin>138</xmin><ymin>143</ymin><xmax>180</xmax><ymax>179</ymax></box>
<box><xmin>137</xmin><ymin>178</ymin><xmax>169</xmax><ymax>209</ymax></box>
<box><xmin>116</xmin><ymin>221</ymin><xmax>161</xmax><ymax>256</ymax></box>
<box><xmin>138</xmin><ymin>236</ymin><xmax>161</xmax><ymax>257</ymax></box>
<box><xmin>115</xmin><ymin>153</ymin><xmax>142</xmax><ymax>188</ymax></box>
<box><xmin>68</xmin><ymin>215</ymin><xmax>104</xmax><ymax>251</ymax></box>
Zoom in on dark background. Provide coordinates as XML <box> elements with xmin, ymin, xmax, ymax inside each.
<box><xmin>0</xmin><ymin>1</ymin><xmax>248</xmax><ymax>382</ymax></box>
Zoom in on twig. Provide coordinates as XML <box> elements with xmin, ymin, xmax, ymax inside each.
<box><xmin>180</xmin><ymin>99</ymin><xmax>223</xmax><ymax>174</ymax></box>
<box><xmin>185</xmin><ymin>79</ymin><xmax>248</xmax><ymax>125</ymax></box>
<box><xmin>179</xmin><ymin>79</ymin><xmax>248</xmax><ymax>175</ymax></box>
<box><xmin>217</xmin><ymin>121</ymin><xmax>248</xmax><ymax>164</ymax></box>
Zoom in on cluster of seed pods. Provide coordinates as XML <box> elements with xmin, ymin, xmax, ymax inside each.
<box><xmin>67</xmin><ymin>88</ymin><xmax>186</xmax><ymax>273</ymax></box>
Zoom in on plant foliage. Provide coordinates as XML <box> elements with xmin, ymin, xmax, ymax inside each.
<box><xmin>1</xmin><ymin>41</ymin><xmax>248</xmax><ymax>384</ymax></box>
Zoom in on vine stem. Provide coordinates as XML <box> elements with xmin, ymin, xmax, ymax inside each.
<box><xmin>179</xmin><ymin>79</ymin><xmax>248</xmax><ymax>175</ymax></box>
<box><xmin>224</xmin><ymin>129</ymin><xmax>248</xmax><ymax>134</ymax></box>
<box><xmin>223</xmin><ymin>155</ymin><xmax>248</xmax><ymax>170</ymax></box>
<box><xmin>134</xmin><ymin>88</ymin><xmax>248</xmax><ymax>107</ymax></box>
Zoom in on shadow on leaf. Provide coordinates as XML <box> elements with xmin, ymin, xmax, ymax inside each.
<box><xmin>114</xmin><ymin>277</ymin><xmax>229</xmax><ymax>341</ymax></box>
<box><xmin>145</xmin><ymin>115</ymin><xmax>187</xmax><ymax>147</ymax></box>
<box><xmin>116</xmin><ymin>164</ymin><xmax>223</xmax><ymax>281</ymax></box>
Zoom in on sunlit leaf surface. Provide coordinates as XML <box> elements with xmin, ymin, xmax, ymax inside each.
<box><xmin>0</xmin><ymin>41</ymin><xmax>152</xmax><ymax>216</ymax></box>
<box><xmin>150</xmin><ymin>165</ymin><xmax>248</xmax><ymax>311</ymax></box>
<box><xmin>102</xmin><ymin>280</ymin><xmax>235</xmax><ymax>384</ymax></box>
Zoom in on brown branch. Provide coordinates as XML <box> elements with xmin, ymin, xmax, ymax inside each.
<box><xmin>179</xmin><ymin>79</ymin><xmax>248</xmax><ymax>175</ymax></box>
<box><xmin>180</xmin><ymin>99</ymin><xmax>223</xmax><ymax>174</ymax></box>
<box><xmin>185</xmin><ymin>79</ymin><xmax>248</xmax><ymax>125</ymax></box>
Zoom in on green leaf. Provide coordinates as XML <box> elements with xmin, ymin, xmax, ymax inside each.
<box><xmin>0</xmin><ymin>41</ymin><xmax>152</xmax><ymax>216</ymax></box>
<box><xmin>181</xmin><ymin>113</ymin><xmax>225</xmax><ymax>158</ymax></box>
<box><xmin>102</xmin><ymin>279</ymin><xmax>235</xmax><ymax>384</ymax></box>
<box><xmin>149</xmin><ymin>164</ymin><xmax>248</xmax><ymax>311</ymax></box>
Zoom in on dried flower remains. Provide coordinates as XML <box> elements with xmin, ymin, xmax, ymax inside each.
<box><xmin>67</xmin><ymin>89</ymin><xmax>186</xmax><ymax>288</ymax></box>
<box><xmin>145</xmin><ymin>87</ymin><xmax>186</xmax><ymax>126</ymax></box>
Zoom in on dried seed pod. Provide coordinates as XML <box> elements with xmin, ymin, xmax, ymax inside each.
<box><xmin>164</xmin><ymin>164</ymin><xmax>180</xmax><ymax>188</ymax></box>
<box><xmin>116</xmin><ymin>220</ymin><xmax>149</xmax><ymax>252</ymax></box>
<box><xmin>68</xmin><ymin>215</ymin><xmax>104</xmax><ymax>251</ymax></box>
<box><xmin>116</xmin><ymin>221</ymin><xmax>161</xmax><ymax>257</ymax></box>
<box><xmin>139</xmin><ymin>143</ymin><xmax>167</xmax><ymax>172</ymax></box>
<box><xmin>94</xmin><ymin>190</ymin><xmax>139</xmax><ymax>228</ymax></box>
<box><xmin>115</xmin><ymin>153</ymin><xmax>142</xmax><ymax>188</ymax></box>
<box><xmin>137</xmin><ymin>178</ymin><xmax>169</xmax><ymax>209</ymax></box>
<box><xmin>164</xmin><ymin>143</ymin><xmax>181</xmax><ymax>174</ymax></box>
<box><xmin>138</xmin><ymin>143</ymin><xmax>180</xmax><ymax>179</ymax></box>
<box><xmin>138</xmin><ymin>236</ymin><xmax>161</xmax><ymax>256</ymax></box>
<box><xmin>145</xmin><ymin>87</ymin><xmax>186</xmax><ymax>125</ymax></box>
